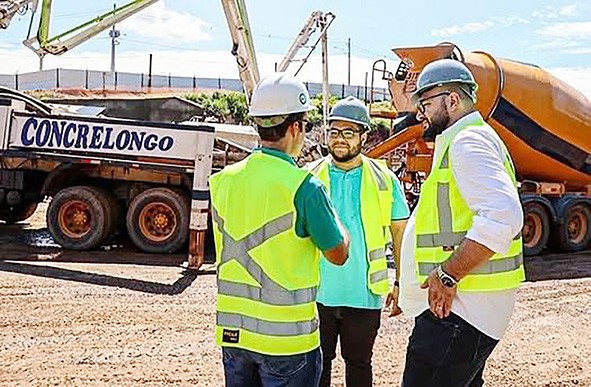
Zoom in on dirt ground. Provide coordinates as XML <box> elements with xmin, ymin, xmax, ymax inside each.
<box><xmin>0</xmin><ymin>204</ymin><xmax>590</xmax><ymax>386</ymax></box>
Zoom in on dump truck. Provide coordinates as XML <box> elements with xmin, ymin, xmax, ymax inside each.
<box><xmin>367</xmin><ymin>43</ymin><xmax>591</xmax><ymax>256</ymax></box>
<box><xmin>0</xmin><ymin>87</ymin><xmax>256</xmax><ymax>267</ymax></box>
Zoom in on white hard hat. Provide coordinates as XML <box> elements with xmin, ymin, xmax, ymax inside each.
<box><xmin>249</xmin><ymin>72</ymin><xmax>316</xmax><ymax>119</ymax></box>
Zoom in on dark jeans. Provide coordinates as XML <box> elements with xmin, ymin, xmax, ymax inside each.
<box><xmin>317</xmin><ymin>303</ymin><xmax>381</xmax><ymax>387</ymax></box>
<box><xmin>402</xmin><ymin>310</ymin><xmax>499</xmax><ymax>387</ymax></box>
<box><xmin>222</xmin><ymin>347</ymin><xmax>321</xmax><ymax>387</ymax></box>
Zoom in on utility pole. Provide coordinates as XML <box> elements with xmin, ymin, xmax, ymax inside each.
<box><xmin>147</xmin><ymin>53</ymin><xmax>153</xmax><ymax>88</ymax></box>
<box><xmin>347</xmin><ymin>37</ymin><xmax>351</xmax><ymax>86</ymax></box>
<box><xmin>109</xmin><ymin>3</ymin><xmax>121</xmax><ymax>73</ymax></box>
<box><xmin>321</xmin><ymin>21</ymin><xmax>329</xmax><ymax>130</ymax></box>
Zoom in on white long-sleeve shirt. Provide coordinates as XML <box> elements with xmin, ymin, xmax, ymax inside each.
<box><xmin>399</xmin><ymin>111</ymin><xmax>523</xmax><ymax>340</ymax></box>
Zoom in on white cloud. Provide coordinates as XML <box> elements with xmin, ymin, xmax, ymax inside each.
<box><xmin>531</xmin><ymin>40</ymin><xmax>582</xmax><ymax>50</ymax></box>
<box><xmin>431</xmin><ymin>16</ymin><xmax>528</xmax><ymax>38</ymax></box>
<box><xmin>538</xmin><ymin>21</ymin><xmax>591</xmax><ymax>39</ymax></box>
<box><xmin>534</xmin><ymin>21</ymin><xmax>591</xmax><ymax>53</ymax></box>
<box><xmin>431</xmin><ymin>21</ymin><xmax>494</xmax><ymax>37</ymax></box>
<box><xmin>533</xmin><ymin>3</ymin><xmax>580</xmax><ymax>19</ymax></box>
<box><xmin>561</xmin><ymin>47</ymin><xmax>591</xmax><ymax>54</ymax></box>
<box><xmin>549</xmin><ymin>67</ymin><xmax>591</xmax><ymax>99</ymax></box>
<box><xmin>119</xmin><ymin>1</ymin><xmax>212</xmax><ymax>43</ymax></box>
<box><xmin>559</xmin><ymin>4</ymin><xmax>580</xmax><ymax>16</ymax></box>
<box><xmin>491</xmin><ymin>16</ymin><xmax>530</xmax><ymax>26</ymax></box>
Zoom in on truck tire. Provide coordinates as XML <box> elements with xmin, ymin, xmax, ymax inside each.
<box><xmin>94</xmin><ymin>187</ymin><xmax>122</xmax><ymax>237</ymax></box>
<box><xmin>47</xmin><ymin>186</ymin><xmax>111</xmax><ymax>250</ymax></box>
<box><xmin>0</xmin><ymin>203</ymin><xmax>38</xmax><ymax>224</ymax></box>
<box><xmin>126</xmin><ymin>187</ymin><xmax>190</xmax><ymax>254</ymax></box>
<box><xmin>551</xmin><ymin>203</ymin><xmax>591</xmax><ymax>252</ymax></box>
<box><xmin>522</xmin><ymin>202</ymin><xmax>550</xmax><ymax>256</ymax></box>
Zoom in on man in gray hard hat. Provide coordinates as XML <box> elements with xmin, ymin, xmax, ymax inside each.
<box><xmin>210</xmin><ymin>72</ymin><xmax>350</xmax><ymax>386</ymax></box>
<box><xmin>397</xmin><ymin>59</ymin><xmax>525</xmax><ymax>386</ymax></box>
<box><xmin>308</xmin><ymin>96</ymin><xmax>410</xmax><ymax>387</ymax></box>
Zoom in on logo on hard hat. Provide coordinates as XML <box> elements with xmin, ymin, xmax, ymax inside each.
<box><xmin>299</xmin><ymin>93</ymin><xmax>307</xmax><ymax>105</ymax></box>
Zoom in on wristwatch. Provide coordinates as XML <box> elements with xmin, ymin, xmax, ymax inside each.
<box><xmin>436</xmin><ymin>265</ymin><xmax>458</xmax><ymax>288</ymax></box>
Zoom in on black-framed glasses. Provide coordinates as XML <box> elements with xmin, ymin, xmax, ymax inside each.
<box><xmin>415</xmin><ymin>91</ymin><xmax>451</xmax><ymax>113</ymax></box>
<box><xmin>327</xmin><ymin>127</ymin><xmax>362</xmax><ymax>139</ymax></box>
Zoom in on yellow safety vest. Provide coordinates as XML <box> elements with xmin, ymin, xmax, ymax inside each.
<box><xmin>209</xmin><ymin>151</ymin><xmax>322</xmax><ymax>356</ymax></box>
<box><xmin>414</xmin><ymin>118</ymin><xmax>525</xmax><ymax>292</ymax></box>
<box><xmin>308</xmin><ymin>155</ymin><xmax>392</xmax><ymax>296</ymax></box>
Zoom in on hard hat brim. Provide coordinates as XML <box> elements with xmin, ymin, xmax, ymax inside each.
<box><xmin>249</xmin><ymin>104</ymin><xmax>317</xmax><ymax>117</ymax></box>
<box><xmin>411</xmin><ymin>80</ymin><xmax>478</xmax><ymax>105</ymax></box>
<box><xmin>328</xmin><ymin>116</ymin><xmax>370</xmax><ymax>129</ymax></box>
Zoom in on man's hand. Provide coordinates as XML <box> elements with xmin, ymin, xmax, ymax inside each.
<box><xmin>421</xmin><ymin>271</ymin><xmax>456</xmax><ymax>319</ymax></box>
<box><xmin>384</xmin><ymin>285</ymin><xmax>403</xmax><ymax>317</ymax></box>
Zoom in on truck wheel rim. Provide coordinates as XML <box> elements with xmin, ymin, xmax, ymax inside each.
<box><xmin>58</xmin><ymin>200</ymin><xmax>91</xmax><ymax>239</ymax></box>
<box><xmin>138</xmin><ymin>202</ymin><xmax>177</xmax><ymax>242</ymax></box>
<box><xmin>567</xmin><ymin>211</ymin><xmax>587</xmax><ymax>244</ymax></box>
<box><xmin>523</xmin><ymin>213</ymin><xmax>542</xmax><ymax>248</ymax></box>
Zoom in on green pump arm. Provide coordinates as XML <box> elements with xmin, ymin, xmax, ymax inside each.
<box><xmin>23</xmin><ymin>0</ymin><xmax>159</xmax><ymax>57</ymax></box>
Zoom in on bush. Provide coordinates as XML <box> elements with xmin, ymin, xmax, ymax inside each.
<box><xmin>184</xmin><ymin>91</ymin><xmax>251</xmax><ymax>125</ymax></box>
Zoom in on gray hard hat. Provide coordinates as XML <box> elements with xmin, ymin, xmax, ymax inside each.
<box><xmin>328</xmin><ymin>96</ymin><xmax>371</xmax><ymax>129</ymax></box>
<box><xmin>412</xmin><ymin>59</ymin><xmax>479</xmax><ymax>104</ymax></box>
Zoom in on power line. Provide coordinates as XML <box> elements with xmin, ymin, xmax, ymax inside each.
<box><xmin>119</xmin><ymin>37</ymin><xmax>196</xmax><ymax>51</ymax></box>
<box><xmin>52</xmin><ymin>9</ymin><xmax>108</xmax><ymax>19</ymax></box>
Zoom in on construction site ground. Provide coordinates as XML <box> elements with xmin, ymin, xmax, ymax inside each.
<box><xmin>0</xmin><ymin>204</ymin><xmax>590</xmax><ymax>386</ymax></box>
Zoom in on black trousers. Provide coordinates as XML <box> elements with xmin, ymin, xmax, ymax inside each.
<box><xmin>402</xmin><ymin>310</ymin><xmax>499</xmax><ymax>387</ymax></box>
<box><xmin>317</xmin><ymin>303</ymin><xmax>381</xmax><ymax>387</ymax></box>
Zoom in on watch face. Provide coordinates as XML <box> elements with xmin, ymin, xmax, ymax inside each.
<box><xmin>441</xmin><ymin>276</ymin><xmax>455</xmax><ymax>288</ymax></box>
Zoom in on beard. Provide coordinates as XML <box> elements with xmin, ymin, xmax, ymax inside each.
<box><xmin>422</xmin><ymin>103</ymin><xmax>451</xmax><ymax>141</ymax></box>
<box><xmin>329</xmin><ymin>141</ymin><xmax>362</xmax><ymax>162</ymax></box>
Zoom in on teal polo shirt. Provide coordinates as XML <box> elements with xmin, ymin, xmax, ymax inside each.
<box><xmin>256</xmin><ymin>148</ymin><xmax>344</xmax><ymax>251</ymax></box>
<box><xmin>317</xmin><ymin>163</ymin><xmax>410</xmax><ymax>309</ymax></box>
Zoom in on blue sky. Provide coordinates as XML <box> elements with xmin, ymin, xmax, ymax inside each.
<box><xmin>0</xmin><ymin>0</ymin><xmax>590</xmax><ymax>95</ymax></box>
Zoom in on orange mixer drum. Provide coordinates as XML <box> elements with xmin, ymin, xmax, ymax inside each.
<box><xmin>391</xmin><ymin>44</ymin><xmax>591</xmax><ymax>191</ymax></box>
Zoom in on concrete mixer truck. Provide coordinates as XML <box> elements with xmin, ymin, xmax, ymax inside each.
<box><xmin>367</xmin><ymin>43</ymin><xmax>591</xmax><ymax>257</ymax></box>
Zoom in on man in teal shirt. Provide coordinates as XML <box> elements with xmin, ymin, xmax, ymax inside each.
<box><xmin>308</xmin><ymin>96</ymin><xmax>409</xmax><ymax>387</ymax></box>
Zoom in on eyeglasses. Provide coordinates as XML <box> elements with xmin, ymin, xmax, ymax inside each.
<box><xmin>327</xmin><ymin>127</ymin><xmax>362</xmax><ymax>139</ymax></box>
<box><xmin>415</xmin><ymin>91</ymin><xmax>451</xmax><ymax>113</ymax></box>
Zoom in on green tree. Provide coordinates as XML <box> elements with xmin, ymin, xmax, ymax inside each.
<box><xmin>184</xmin><ymin>91</ymin><xmax>252</xmax><ymax>125</ymax></box>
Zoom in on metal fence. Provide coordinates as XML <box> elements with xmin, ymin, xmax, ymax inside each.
<box><xmin>0</xmin><ymin>68</ymin><xmax>390</xmax><ymax>101</ymax></box>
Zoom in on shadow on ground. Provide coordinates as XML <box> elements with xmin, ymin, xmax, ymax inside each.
<box><xmin>524</xmin><ymin>250</ymin><xmax>591</xmax><ymax>282</ymax></box>
<box><xmin>0</xmin><ymin>260</ymin><xmax>215</xmax><ymax>295</ymax></box>
<box><xmin>2</xmin><ymin>222</ymin><xmax>590</xmax><ymax>285</ymax></box>
<box><xmin>0</xmin><ymin>225</ymin><xmax>215</xmax><ymax>267</ymax></box>
<box><xmin>0</xmin><ymin>222</ymin><xmax>216</xmax><ymax>294</ymax></box>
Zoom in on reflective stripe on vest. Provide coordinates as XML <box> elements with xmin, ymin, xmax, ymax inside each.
<box><xmin>366</xmin><ymin>159</ymin><xmax>388</xmax><ymax>191</ymax></box>
<box><xmin>368</xmin><ymin>247</ymin><xmax>386</xmax><ymax>261</ymax></box>
<box><xmin>418</xmin><ymin>253</ymin><xmax>523</xmax><ymax>276</ymax></box>
<box><xmin>212</xmin><ymin>208</ymin><xmax>318</xmax><ymax>335</ymax></box>
<box><xmin>368</xmin><ymin>246</ymin><xmax>388</xmax><ymax>283</ymax></box>
<box><xmin>216</xmin><ymin>312</ymin><xmax>318</xmax><ymax>337</ymax></box>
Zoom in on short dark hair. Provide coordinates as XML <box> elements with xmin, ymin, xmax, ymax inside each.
<box><xmin>447</xmin><ymin>83</ymin><xmax>475</xmax><ymax>103</ymax></box>
<box><xmin>257</xmin><ymin>112</ymin><xmax>305</xmax><ymax>141</ymax></box>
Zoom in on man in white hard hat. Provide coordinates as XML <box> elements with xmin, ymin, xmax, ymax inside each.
<box><xmin>209</xmin><ymin>72</ymin><xmax>350</xmax><ymax>387</ymax></box>
<box><xmin>307</xmin><ymin>96</ymin><xmax>409</xmax><ymax>387</ymax></box>
<box><xmin>398</xmin><ymin>59</ymin><xmax>525</xmax><ymax>386</ymax></box>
